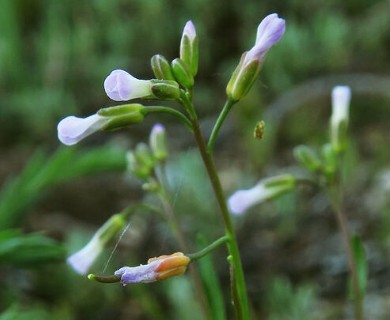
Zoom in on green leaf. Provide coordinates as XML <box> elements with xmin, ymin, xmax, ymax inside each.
<box><xmin>351</xmin><ymin>234</ymin><xmax>368</xmax><ymax>299</ymax></box>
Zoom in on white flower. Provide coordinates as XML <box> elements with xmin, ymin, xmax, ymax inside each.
<box><xmin>330</xmin><ymin>85</ymin><xmax>351</xmax><ymax>151</ymax></box>
<box><xmin>67</xmin><ymin>235</ymin><xmax>103</xmax><ymax>275</ymax></box>
<box><xmin>57</xmin><ymin>114</ymin><xmax>108</xmax><ymax>146</ymax></box>
<box><xmin>228</xmin><ymin>175</ymin><xmax>295</xmax><ymax>215</ymax></box>
<box><xmin>104</xmin><ymin>69</ymin><xmax>152</xmax><ymax>101</ymax></box>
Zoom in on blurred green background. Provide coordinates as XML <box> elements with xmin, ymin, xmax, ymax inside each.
<box><xmin>1</xmin><ymin>0</ymin><xmax>390</xmax><ymax>319</ymax></box>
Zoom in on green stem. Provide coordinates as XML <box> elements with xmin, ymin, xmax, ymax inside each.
<box><xmin>191</xmin><ymin>118</ymin><xmax>249</xmax><ymax>320</ymax></box>
<box><xmin>188</xmin><ymin>235</ymin><xmax>229</xmax><ymax>261</ymax></box>
<box><xmin>207</xmin><ymin>99</ymin><xmax>236</xmax><ymax>152</ymax></box>
<box><xmin>328</xmin><ymin>153</ymin><xmax>363</xmax><ymax>320</ymax></box>
<box><xmin>143</xmin><ymin>106</ymin><xmax>193</xmax><ymax>131</ymax></box>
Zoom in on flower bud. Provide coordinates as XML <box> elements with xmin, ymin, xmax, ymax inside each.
<box><xmin>228</xmin><ymin>174</ymin><xmax>295</xmax><ymax>215</ymax></box>
<box><xmin>57</xmin><ymin>114</ymin><xmax>109</xmax><ymax>146</ymax></box>
<box><xmin>226</xmin><ymin>13</ymin><xmax>285</xmax><ymax>101</ymax></box>
<box><xmin>151</xmin><ymin>54</ymin><xmax>175</xmax><ymax>81</ymax></box>
<box><xmin>114</xmin><ymin>252</ymin><xmax>190</xmax><ymax>285</ymax></box>
<box><xmin>322</xmin><ymin>143</ymin><xmax>337</xmax><ymax>177</ymax></box>
<box><xmin>180</xmin><ymin>20</ymin><xmax>198</xmax><ymax>77</ymax></box>
<box><xmin>294</xmin><ymin>145</ymin><xmax>322</xmax><ymax>173</ymax></box>
<box><xmin>150</xmin><ymin>80</ymin><xmax>180</xmax><ymax>100</ymax></box>
<box><xmin>104</xmin><ymin>69</ymin><xmax>153</xmax><ymax>101</ymax></box>
<box><xmin>253</xmin><ymin>120</ymin><xmax>265</xmax><ymax>140</ymax></box>
<box><xmin>171</xmin><ymin>58</ymin><xmax>194</xmax><ymax>89</ymax></box>
<box><xmin>127</xmin><ymin>143</ymin><xmax>155</xmax><ymax>179</ymax></box>
<box><xmin>149</xmin><ymin>123</ymin><xmax>168</xmax><ymax>162</ymax></box>
<box><xmin>67</xmin><ymin>213</ymin><xmax>126</xmax><ymax>275</ymax></box>
<box><xmin>330</xmin><ymin>85</ymin><xmax>351</xmax><ymax>153</ymax></box>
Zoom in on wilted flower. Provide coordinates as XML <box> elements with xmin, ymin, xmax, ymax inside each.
<box><xmin>226</xmin><ymin>13</ymin><xmax>285</xmax><ymax>101</ymax></box>
<box><xmin>104</xmin><ymin>69</ymin><xmax>153</xmax><ymax>101</ymax></box>
<box><xmin>57</xmin><ymin>114</ymin><xmax>109</xmax><ymax>146</ymax></box>
<box><xmin>67</xmin><ymin>214</ymin><xmax>126</xmax><ymax>275</ymax></box>
<box><xmin>330</xmin><ymin>85</ymin><xmax>351</xmax><ymax>152</ymax></box>
<box><xmin>228</xmin><ymin>174</ymin><xmax>295</xmax><ymax>215</ymax></box>
<box><xmin>115</xmin><ymin>252</ymin><xmax>190</xmax><ymax>285</ymax></box>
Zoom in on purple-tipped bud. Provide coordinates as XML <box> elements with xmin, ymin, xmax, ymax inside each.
<box><xmin>57</xmin><ymin>114</ymin><xmax>108</xmax><ymax>146</ymax></box>
<box><xmin>104</xmin><ymin>69</ymin><xmax>152</xmax><ymax>101</ymax></box>
<box><xmin>149</xmin><ymin>123</ymin><xmax>168</xmax><ymax>162</ymax></box>
<box><xmin>182</xmin><ymin>20</ymin><xmax>196</xmax><ymax>42</ymax></box>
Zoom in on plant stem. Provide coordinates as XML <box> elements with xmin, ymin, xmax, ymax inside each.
<box><xmin>207</xmin><ymin>99</ymin><xmax>236</xmax><ymax>152</ymax></box>
<box><xmin>328</xmin><ymin>184</ymin><xmax>363</xmax><ymax>320</ymax></box>
<box><xmin>188</xmin><ymin>235</ymin><xmax>229</xmax><ymax>261</ymax></box>
<box><xmin>191</xmin><ymin>119</ymin><xmax>250</xmax><ymax>320</ymax></box>
<box><xmin>144</xmin><ymin>106</ymin><xmax>193</xmax><ymax>131</ymax></box>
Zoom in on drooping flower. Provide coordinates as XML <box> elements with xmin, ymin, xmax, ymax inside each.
<box><xmin>114</xmin><ymin>252</ymin><xmax>190</xmax><ymax>285</ymax></box>
<box><xmin>330</xmin><ymin>85</ymin><xmax>351</xmax><ymax>152</ymax></box>
<box><xmin>67</xmin><ymin>214</ymin><xmax>126</xmax><ymax>275</ymax></box>
<box><xmin>226</xmin><ymin>13</ymin><xmax>286</xmax><ymax>101</ymax></box>
<box><xmin>228</xmin><ymin>174</ymin><xmax>295</xmax><ymax>215</ymax></box>
<box><xmin>104</xmin><ymin>69</ymin><xmax>153</xmax><ymax>101</ymax></box>
<box><xmin>57</xmin><ymin>114</ymin><xmax>109</xmax><ymax>146</ymax></box>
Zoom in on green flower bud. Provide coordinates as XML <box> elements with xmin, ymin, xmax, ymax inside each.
<box><xmin>151</xmin><ymin>54</ymin><xmax>175</xmax><ymax>81</ymax></box>
<box><xmin>171</xmin><ymin>58</ymin><xmax>194</xmax><ymax>89</ymax></box>
<box><xmin>253</xmin><ymin>120</ymin><xmax>265</xmax><ymax>140</ymax></box>
<box><xmin>294</xmin><ymin>145</ymin><xmax>322</xmax><ymax>173</ymax></box>
<box><xmin>149</xmin><ymin>123</ymin><xmax>168</xmax><ymax>162</ymax></box>
<box><xmin>127</xmin><ymin>143</ymin><xmax>155</xmax><ymax>179</ymax></box>
<box><xmin>150</xmin><ymin>80</ymin><xmax>180</xmax><ymax>100</ymax></box>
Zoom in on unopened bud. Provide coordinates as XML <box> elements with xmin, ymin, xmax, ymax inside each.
<box><xmin>171</xmin><ymin>58</ymin><xmax>194</xmax><ymax>89</ymax></box>
<box><xmin>151</xmin><ymin>54</ymin><xmax>175</xmax><ymax>81</ymax></box>
<box><xmin>149</xmin><ymin>123</ymin><xmax>168</xmax><ymax>162</ymax></box>
<box><xmin>294</xmin><ymin>145</ymin><xmax>322</xmax><ymax>172</ymax></box>
<box><xmin>331</xmin><ymin>85</ymin><xmax>351</xmax><ymax>153</ymax></box>
<box><xmin>253</xmin><ymin>120</ymin><xmax>265</xmax><ymax>140</ymax></box>
<box><xmin>322</xmin><ymin>143</ymin><xmax>337</xmax><ymax>177</ymax></box>
<box><xmin>180</xmin><ymin>21</ymin><xmax>198</xmax><ymax>77</ymax></box>
<box><xmin>150</xmin><ymin>80</ymin><xmax>180</xmax><ymax>100</ymax></box>
<box><xmin>126</xmin><ymin>143</ymin><xmax>155</xmax><ymax>179</ymax></box>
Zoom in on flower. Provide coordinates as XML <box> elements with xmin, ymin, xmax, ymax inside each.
<box><xmin>330</xmin><ymin>85</ymin><xmax>351</xmax><ymax>152</ymax></box>
<box><xmin>104</xmin><ymin>69</ymin><xmax>153</xmax><ymax>101</ymax></box>
<box><xmin>228</xmin><ymin>174</ymin><xmax>295</xmax><ymax>215</ymax></box>
<box><xmin>226</xmin><ymin>13</ymin><xmax>285</xmax><ymax>101</ymax></box>
<box><xmin>57</xmin><ymin>114</ymin><xmax>109</xmax><ymax>146</ymax></box>
<box><xmin>245</xmin><ymin>13</ymin><xmax>286</xmax><ymax>64</ymax></box>
<box><xmin>67</xmin><ymin>214</ymin><xmax>126</xmax><ymax>275</ymax></box>
<box><xmin>114</xmin><ymin>252</ymin><xmax>190</xmax><ymax>285</ymax></box>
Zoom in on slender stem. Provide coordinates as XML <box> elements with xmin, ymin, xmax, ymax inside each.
<box><xmin>143</xmin><ymin>106</ymin><xmax>193</xmax><ymax>131</ymax></box>
<box><xmin>327</xmin><ymin>158</ymin><xmax>363</xmax><ymax>320</ymax></box>
<box><xmin>207</xmin><ymin>99</ymin><xmax>236</xmax><ymax>152</ymax></box>
<box><xmin>188</xmin><ymin>235</ymin><xmax>229</xmax><ymax>261</ymax></box>
<box><xmin>191</xmin><ymin>119</ymin><xmax>249</xmax><ymax>320</ymax></box>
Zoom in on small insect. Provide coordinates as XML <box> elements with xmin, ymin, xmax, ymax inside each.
<box><xmin>253</xmin><ymin>120</ymin><xmax>265</xmax><ymax>140</ymax></box>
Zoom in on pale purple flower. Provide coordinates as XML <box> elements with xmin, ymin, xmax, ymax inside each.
<box><xmin>228</xmin><ymin>175</ymin><xmax>295</xmax><ymax>215</ymax></box>
<box><xmin>104</xmin><ymin>69</ymin><xmax>152</xmax><ymax>101</ymax></box>
<box><xmin>67</xmin><ymin>236</ymin><xmax>103</xmax><ymax>275</ymax></box>
<box><xmin>57</xmin><ymin>114</ymin><xmax>108</xmax><ymax>146</ymax></box>
<box><xmin>245</xmin><ymin>13</ymin><xmax>286</xmax><ymax>64</ymax></box>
